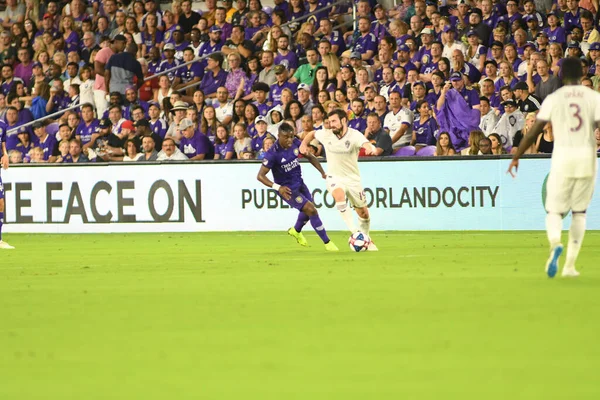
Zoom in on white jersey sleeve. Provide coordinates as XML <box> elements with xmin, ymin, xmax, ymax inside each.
<box><xmin>539</xmin><ymin>86</ymin><xmax>600</xmax><ymax>177</ymax></box>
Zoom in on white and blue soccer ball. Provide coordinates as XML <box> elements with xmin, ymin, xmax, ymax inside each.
<box><xmin>348</xmin><ymin>232</ymin><xmax>371</xmax><ymax>252</ymax></box>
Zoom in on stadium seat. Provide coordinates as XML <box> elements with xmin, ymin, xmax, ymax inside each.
<box><xmin>416</xmin><ymin>146</ymin><xmax>436</xmax><ymax>156</ymax></box>
<box><xmin>392</xmin><ymin>146</ymin><xmax>416</xmax><ymax>156</ymax></box>
<box><xmin>46</xmin><ymin>122</ymin><xmax>60</xmax><ymax>137</ymax></box>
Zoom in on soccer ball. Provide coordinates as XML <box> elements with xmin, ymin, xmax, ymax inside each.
<box><xmin>348</xmin><ymin>232</ymin><xmax>371</xmax><ymax>252</ymax></box>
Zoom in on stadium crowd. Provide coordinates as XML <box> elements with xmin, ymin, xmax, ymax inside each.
<box><xmin>3</xmin><ymin>0</ymin><xmax>600</xmax><ymax>163</ymax></box>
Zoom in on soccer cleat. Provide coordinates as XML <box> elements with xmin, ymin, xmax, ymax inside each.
<box><xmin>561</xmin><ymin>267</ymin><xmax>580</xmax><ymax>278</ymax></box>
<box><xmin>545</xmin><ymin>244</ymin><xmax>563</xmax><ymax>278</ymax></box>
<box><xmin>367</xmin><ymin>241</ymin><xmax>379</xmax><ymax>251</ymax></box>
<box><xmin>287</xmin><ymin>227</ymin><xmax>308</xmax><ymax>247</ymax></box>
<box><xmin>324</xmin><ymin>241</ymin><xmax>339</xmax><ymax>251</ymax></box>
<box><xmin>0</xmin><ymin>240</ymin><xmax>15</xmax><ymax>250</ymax></box>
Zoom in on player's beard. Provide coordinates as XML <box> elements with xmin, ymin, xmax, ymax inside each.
<box><xmin>332</xmin><ymin>127</ymin><xmax>342</xmax><ymax>136</ymax></box>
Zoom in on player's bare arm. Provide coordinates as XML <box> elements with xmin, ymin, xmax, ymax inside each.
<box><xmin>361</xmin><ymin>142</ymin><xmax>377</xmax><ymax>156</ymax></box>
<box><xmin>507</xmin><ymin>119</ymin><xmax>547</xmax><ymax>177</ymax></box>
<box><xmin>302</xmin><ymin>151</ymin><xmax>326</xmax><ymax>179</ymax></box>
<box><xmin>299</xmin><ymin>130</ymin><xmax>316</xmax><ymax>155</ymax></box>
<box><xmin>1</xmin><ymin>143</ymin><xmax>8</xmax><ymax>170</ymax></box>
<box><xmin>257</xmin><ymin>165</ymin><xmax>292</xmax><ymax>200</ymax></box>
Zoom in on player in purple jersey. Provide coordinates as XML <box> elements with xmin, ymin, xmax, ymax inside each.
<box><xmin>0</xmin><ymin>123</ymin><xmax>14</xmax><ymax>249</ymax></box>
<box><xmin>257</xmin><ymin>123</ymin><xmax>338</xmax><ymax>251</ymax></box>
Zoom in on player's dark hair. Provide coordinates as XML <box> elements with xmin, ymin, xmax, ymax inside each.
<box><xmin>278</xmin><ymin>122</ymin><xmax>294</xmax><ymax>137</ymax></box>
<box><xmin>561</xmin><ymin>57</ymin><xmax>584</xmax><ymax>83</ymax></box>
<box><xmin>328</xmin><ymin>108</ymin><xmax>348</xmax><ymax>122</ymax></box>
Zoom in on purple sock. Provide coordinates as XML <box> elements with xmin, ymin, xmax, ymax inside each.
<box><xmin>0</xmin><ymin>212</ymin><xmax>3</xmax><ymax>241</ymax></box>
<box><xmin>294</xmin><ymin>212</ymin><xmax>309</xmax><ymax>232</ymax></box>
<box><xmin>309</xmin><ymin>214</ymin><xmax>330</xmax><ymax>244</ymax></box>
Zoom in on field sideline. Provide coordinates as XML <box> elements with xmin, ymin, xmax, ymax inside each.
<box><xmin>1</xmin><ymin>231</ymin><xmax>599</xmax><ymax>399</ymax></box>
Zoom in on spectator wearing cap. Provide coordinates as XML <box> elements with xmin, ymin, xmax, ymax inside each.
<box><xmin>173</xmin><ymin>48</ymin><xmax>204</xmax><ymax>97</ymax></box>
<box><xmin>157</xmin><ymin>43</ymin><xmax>181</xmax><ymax>83</ymax></box>
<box><xmin>222</xmin><ymin>25</ymin><xmax>255</xmax><ymax>60</ymax></box>
<box><xmin>479</xmin><ymin>96</ymin><xmax>499</xmax><ymax>137</ymax></box>
<box><xmin>580</xmin><ymin>10</ymin><xmax>599</xmax><ymax>55</ymax></box>
<box><xmin>33</xmin><ymin>121</ymin><xmax>58</xmax><ymax>162</ymax></box>
<box><xmin>516</xmin><ymin>43</ymin><xmax>537</xmax><ymax>78</ymax></box>
<box><xmin>588</xmin><ymin>42</ymin><xmax>600</xmax><ymax>75</ymax></box>
<box><xmin>251</xmin><ymin>115</ymin><xmax>269</xmax><ymax>152</ymax></box>
<box><xmin>451</xmin><ymin>0</ymin><xmax>470</xmax><ymax>31</ymax></box>
<box><xmin>179</xmin><ymin>118</ymin><xmax>215</xmax><ymax>160</ymax></box>
<box><xmin>450</xmin><ymin>49</ymin><xmax>482</xmax><ymax>85</ymax></box>
<box><xmin>199</xmin><ymin>53</ymin><xmax>228</xmax><ymax>99</ymax></box>
<box><xmin>370</xmin><ymin>4</ymin><xmax>390</xmax><ymax>42</ymax></box>
<box><xmin>105</xmin><ymin>42</ymin><xmax>143</xmax><ymax>95</ymax></box>
<box><xmin>46</xmin><ymin>80</ymin><xmax>71</xmax><ymax>116</ymax></box>
<box><xmin>438</xmin><ymin>72</ymin><xmax>479</xmax><ymax>110</ymax></box>
<box><xmin>514</xmin><ymin>81</ymin><xmax>541</xmax><ymax>113</ymax></box>
<box><xmin>352</xmin><ymin>17</ymin><xmax>378</xmax><ymax>63</ymax></box>
<box><xmin>543</xmin><ymin>12</ymin><xmax>566</xmax><ymax>46</ymax></box>
<box><xmin>270</xmin><ymin>65</ymin><xmax>297</xmax><ymax>107</ymax></box>
<box><xmin>524</xmin><ymin>15</ymin><xmax>541</xmax><ymax>41</ymax></box>
<box><xmin>317</xmin><ymin>19</ymin><xmax>346</xmax><ymax>57</ymax></box>
<box><xmin>384</xmin><ymin>91</ymin><xmax>413</xmax><ymax>149</ymax></box>
<box><xmin>441</xmin><ymin>25</ymin><xmax>466</xmax><ymax>60</ymax></box>
<box><xmin>296</xmin><ymin>83</ymin><xmax>314</xmax><ymax>115</ymax></box>
<box><xmin>134</xmin><ymin>118</ymin><xmax>163</xmax><ymax>151</ymax></box>
<box><xmin>531</xmin><ymin>59</ymin><xmax>560</xmax><ymax>100</ymax></box>
<box><xmin>564</xmin><ymin>0</ymin><xmax>586</xmax><ymax>33</ymax></box>
<box><xmin>138</xmin><ymin>135</ymin><xmax>159</xmax><ymax>162</ymax></box>
<box><xmin>179</xmin><ymin>0</ymin><xmax>202</xmax><ymax>34</ymax></box>
<box><xmin>157</xmin><ymin>138</ymin><xmax>189</xmax><ymax>161</ymax></box>
<box><xmin>199</xmin><ymin>26</ymin><xmax>225</xmax><ymax>71</ymax></box>
<box><xmin>468</xmin><ymin>8</ymin><xmax>491</xmax><ymax>44</ymax></box>
<box><xmin>397</xmin><ymin>45</ymin><xmax>418</xmax><ymax>73</ymax></box>
<box><xmin>99</xmin><ymin>119</ymin><xmax>138</xmax><ymax>162</ymax></box>
<box><xmin>166</xmin><ymin>101</ymin><xmax>190</xmax><ymax>142</ymax></box>
<box><xmin>465</xmin><ymin>31</ymin><xmax>486</xmax><ymax>72</ymax></box>
<box><xmin>566</xmin><ymin>41</ymin><xmax>583</xmax><ymax>59</ymax></box>
<box><xmin>492</xmin><ymin>99</ymin><xmax>525</xmax><ymax>150</ymax></box>
<box><xmin>413</xmin><ymin>28</ymin><xmax>434</xmax><ymax>70</ymax></box>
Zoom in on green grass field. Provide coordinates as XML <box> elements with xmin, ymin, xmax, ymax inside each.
<box><xmin>1</xmin><ymin>231</ymin><xmax>600</xmax><ymax>399</ymax></box>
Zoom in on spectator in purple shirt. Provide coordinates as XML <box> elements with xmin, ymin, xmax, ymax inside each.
<box><xmin>274</xmin><ymin>35</ymin><xmax>298</xmax><ymax>75</ymax></box>
<box><xmin>199</xmin><ymin>53</ymin><xmax>228</xmax><ymax>99</ymax></box>
<box><xmin>13</xmin><ymin>48</ymin><xmax>33</xmax><ymax>88</ymax></box>
<box><xmin>32</xmin><ymin>120</ymin><xmax>58</xmax><ymax>162</ymax></box>
<box><xmin>270</xmin><ymin>64</ymin><xmax>298</xmax><ymax>107</ymax></box>
<box><xmin>352</xmin><ymin>17</ymin><xmax>378</xmax><ymax>63</ymax></box>
<box><xmin>179</xmin><ymin>118</ymin><xmax>215</xmax><ymax>160</ymax></box>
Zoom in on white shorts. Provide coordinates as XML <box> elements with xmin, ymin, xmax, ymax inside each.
<box><xmin>326</xmin><ymin>175</ymin><xmax>367</xmax><ymax>208</ymax></box>
<box><xmin>545</xmin><ymin>172</ymin><xmax>596</xmax><ymax>214</ymax></box>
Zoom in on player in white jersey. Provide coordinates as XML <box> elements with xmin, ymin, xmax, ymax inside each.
<box><xmin>301</xmin><ymin>109</ymin><xmax>379</xmax><ymax>250</ymax></box>
<box><xmin>508</xmin><ymin>57</ymin><xmax>600</xmax><ymax>278</ymax></box>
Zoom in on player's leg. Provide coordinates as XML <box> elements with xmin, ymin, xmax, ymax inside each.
<box><xmin>327</xmin><ymin>177</ymin><xmax>358</xmax><ymax>233</ymax></box>
<box><xmin>544</xmin><ymin>172</ymin><xmax>571</xmax><ymax>277</ymax></box>
<box><xmin>562</xmin><ymin>177</ymin><xmax>595</xmax><ymax>277</ymax></box>
<box><xmin>302</xmin><ymin>202</ymin><xmax>338</xmax><ymax>251</ymax></box>
<box><xmin>346</xmin><ymin>184</ymin><xmax>378</xmax><ymax>251</ymax></box>
<box><xmin>288</xmin><ymin>211</ymin><xmax>310</xmax><ymax>246</ymax></box>
<box><xmin>0</xmin><ymin>181</ymin><xmax>14</xmax><ymax>249</ymax></box>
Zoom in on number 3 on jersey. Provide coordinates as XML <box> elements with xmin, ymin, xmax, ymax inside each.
<box><xmin>570</xmin><ymin>103</ymin><xmax>582</xmax><ymax>132</ymax></box>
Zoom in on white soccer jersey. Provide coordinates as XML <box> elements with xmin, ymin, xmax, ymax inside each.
<box><xmin>314</xmin><ymin>127</ymin><xmax>368</xmax><ymax>183</ymax></box>
<box><xmin>537</xmin><ymin>85</ymin><xmax>600</xmax><ymax>178</ymax></box>
<box><xmin>383</xmin><ymin>107</ymin><xmax>414</xmax><ymax>148</ymax></box>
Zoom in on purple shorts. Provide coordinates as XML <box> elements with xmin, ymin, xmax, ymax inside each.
<box><xmin>0</xmin><ymin>175</ymin><xmax>4</xmax><ymax>200</ymax></box>
<box><xmin>280</xmin><ymin>183</ymin><xmax>313</xmax><ymax>211</ymax></box>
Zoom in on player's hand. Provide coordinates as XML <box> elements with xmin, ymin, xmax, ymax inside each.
<box><xmin>507</xmin><ymin>159</ymin><xmax>519</xmax><ymax>178</ymax></box>
<box><xmin>321</xmin><ymin>172</ymin><xmax>327</xmax><ymax>179</ymax></box>
<box><xmin>299</xmin><ymin>142</ymin><xmax>309</xmax><ymax>155</ymax></box>
<box><xmin>1</xmin><ymin>154</ymin><xmax>8</xmax><ymax>170</ymax></box>
<box><xmin>279</xmin><ymin>186</ymin><xmax>292</xmax><ymax>200</ymax></box>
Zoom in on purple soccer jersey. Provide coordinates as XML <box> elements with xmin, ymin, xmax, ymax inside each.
<box><xmin>413</xmin><ymin>116</ymin><xmax>438</xmax><ymax>145</ymax></box>
<box><xmin>270</xmin><ymin>81</ymin><xmax>298</xmax><ymax>106</ymax></box>
<box><xmin>348</xmin><ymin>116</ymin><xmax>367</xmax><ymax>132</ymax></box>
<box><xmin>180</xmin><ymin>132</ymin><xmax>214</xmax><ymax>159</ymax></box>
<box><xmin>150</xmin><ymin>119</ymin><xmax>168</xmax><ymax>139</ymax></box>
<box><xmin>75</xmin><ymin>119</ymin><xmax>99</xmax><ymax>145</ymax></box>
<box><xmin>215</xmin><ymin>136</ymin><xmax>235</xmax><ymax>158</ymax></box>
<box><xmin>262</xmin><ymin>137</ymin><xmax>313</xmax><ymax>211</ymax></box>
<box><xmin>274</xmin><ymin>51</ymin><xmax>298</xmax><ymax>71</ymax></box>
<box><xmin>176</xmin><ymin>62</ymin><xmax>204</xmax><ymax>84</ymax></box>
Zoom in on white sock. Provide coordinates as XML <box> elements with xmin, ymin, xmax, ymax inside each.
<box><xmin>357</xmin><ymin>216</ymin><xmax>370</xmax><ymax>236</ymax></box>
<box><xmin>564</xmin><ymin>212</ymin><xmax>586</xmax><ymax>269</ymax></box>
<box><xmin>545</xmin><ymin>213</ymin><xmax>563</xmax><ymax>248</ymax></box>
<box><xmin>336</xmin><ymin>201</ymin><xmax>357</xmax><ymax>233</ymax></box>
